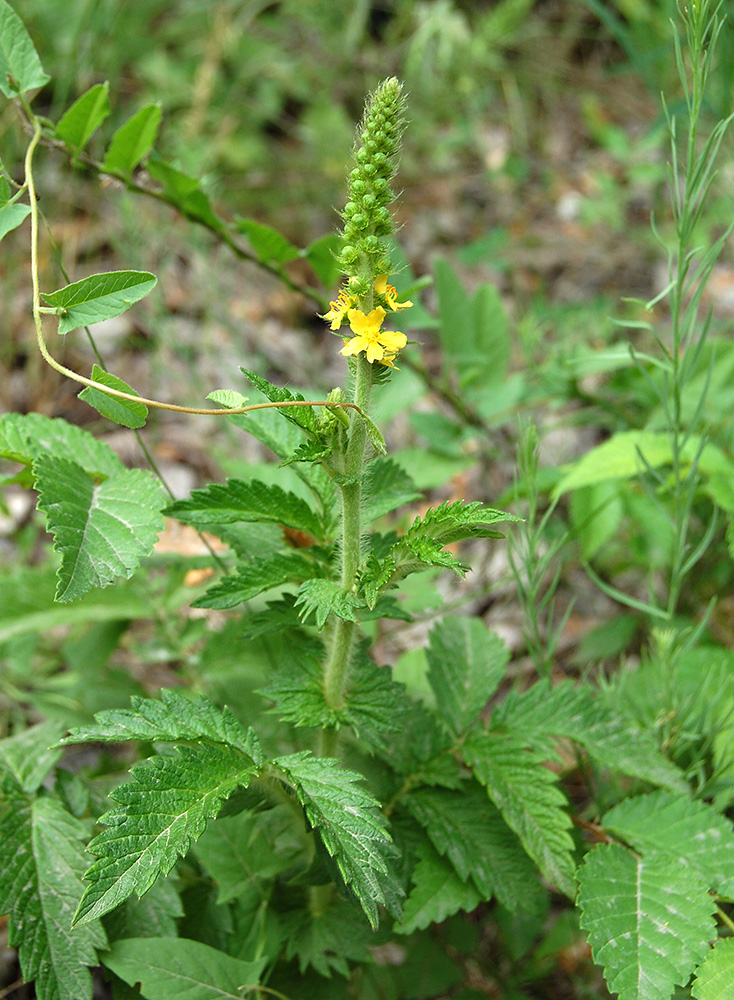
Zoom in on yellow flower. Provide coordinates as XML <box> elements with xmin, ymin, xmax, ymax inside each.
<box><xmin>322</xmin><ymin>288</ymin><xmax>356</xmax><ymax>330</ymax></box>
<box><xmin>340</xmin><ymin>306</ymin><xmax>407</xmax><ymax>365</ymax></box>
<box><xmin>374</xmin><ymin>274</ymin><xmax>413</xmax><ymax>312</ymax></box>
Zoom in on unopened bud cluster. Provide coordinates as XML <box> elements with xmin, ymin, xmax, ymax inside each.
<box><xmin>338</xmin><ymin>77</ymin><xmax>406</xmax><ymax>294</ymax></box>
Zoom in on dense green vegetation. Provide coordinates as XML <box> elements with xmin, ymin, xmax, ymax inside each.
<box><xmin>2</xmin><ymin>2</ymin><xmax>734</xmax><ymax>998</ymax></box>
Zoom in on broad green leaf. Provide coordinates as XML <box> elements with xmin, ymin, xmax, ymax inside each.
<box><xmin>74</xmin><ymin>742</ymin><xmax>260</xmax><ymax>926</ymax></box>
<box><xmin>79</xmin><ymin>363</ymin><xmax>148</xmax><ymax>428</ymax></box>
<box><xmin>396</xmin><ymin>841</ymin><xmax>482</xmax><ymax>935</ymax></box>
<box><xmin>407</xmin><ymin>783</ymin><xmax>541</xmax><ymax>911</ymax></box>
<box><xmin>426</xmin><ymin>617</ymin><xmax>508</xmax><ymax>736</ymax></box>
<box><xmin>166</xmin><ymin>478</ymin><xmax>324</xmax><ymax>540</ymax></box>
<box><xmin>236</xmin><ymin>217</ymin><xmax>300</xmax><ymax>265</ymax></box>
<box><xmin>578</xmin><ymin>842</ymin><xmax>715</xmax><ymax>1000</ymax></box>
<box><xmin>295</xmin><ymin>578</ymin><xmax>361</xmax><ymax>627</ymax></box>
<box><xmin>0</xmin><ymin>411</ymin><xmax>123</xmax><ymax>481</ymax></box>
<box><xmin>464</xmin><ymin>728</ymin><xmax>576</xmax><ymax>896</ymax></box>
<box><xmin>494</xmin><ymin>680</ymin><xmax>686</xmax><ymax>792</ymax></box>
<box><xmin>692</xmin><ymin>937</ymin><xmax>734</xmax><ymax>1000</ymax></box>
<box><xmin>0</xmin><ymin>791</ymin><xmax>106</xmax><ymax>1000</ymax></box>
<box><xmin>193</xmin><ymin>551</ymin><xmax>322</xmax><ymax>609</ymax></box>
<box><xmin>101</xmin><ymin>937</ymin><xmax>265</xmax><ymax>1000</ymax></box>
<box><xmin>282</xmin><ymin>897</ymin><xmax>374</xmax><ymax>977</ymax></box>
<box><xmin>104</xmin><ymin>878</ymin><xmax>183</xmax><ymax>941</ymax></box>
<box><xmin>0</xmin><ymin>720</ymin><xmax>64</xmax><ymax>792</ymax></box>
<box><xmin>271</xmin><ymin>752</ymin><xmax>401</xmax><ymax>927</ymax></box>
<box><xmin>206</xmin><ymin>389</ymin><xmax>248</xmax><ymax>409</ymax></box>
<box><xmin>101</xmin><ymin>103</ymin><xmax>161</xmax><ymax>174</ymax></box>
<box><xmin>0</xmin><ymin>565</ymin><xmax>151</xmax><ymax>643</ymax></box>
<box><xmin>604</xmin><ymin>790</ymin><xmax>734</xmax><ymax>897</ymax></box>
<box><xmin>35</xmin><ymin>456</ymin><xmax>165</xmax><ymax>602</ymax></box>
<box><xmin>55</xmin><ymin>82</ymin><xmax>110</xmax><ymax>150</ymax></box>
<box><xmin>362</xmin><ymin>456</ymin><xmax>420</xmax><ymax>521</ymax></box>
<box><xmin>196</xmin><ymin>807</ymin><xmax>306</xmax><ymax>904</ymax></box>
<box><xmin>0</xmin><ymin>199</ymin><xmax>30</xmax><ymax>240</ymax></box>
<box><xmin>60</xmin><ymin>688</ymin><xmax>260</xmax><ymax>757</ymax></box>
<box><xmin>554</xmin><ymin>430</ymin><xmax>734</xmax><ymax>498</ymax></box>
<box><xmin>0</xmin><ymin>0</ymin><xmax>49</xmax><ymax>97</ymax></box>
<box><xmin>42</xmin><ymin>270</ymin><xmax>157</xmax><ymax>335</ymax></box>
<box><xmin>147</xmin><ymin>157</ymin><xmax>223</xmax><ymax>229</ymax></box>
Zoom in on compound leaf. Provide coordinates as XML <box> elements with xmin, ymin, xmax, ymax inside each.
<box><xmin>0</xmin><ymin>790</ymin><xmax>106</xmax><ymax>1000</ymax></box>
<box><xmin>193</xmin><ymin>551</ymin><xmax>322</xmax><ymax>610</ymax></box>
<box><xmin>282</xmin><ymin>897</ymin><xmax>374</xmax><ymax>978</ymax></box>
<box><xmin>55</xmin><ymin>82</ymin><xmax>110</xmax><ymax>150</ymax></box>
<box><xmin>407</xmin><ymin>783</ymin><xmax>541</xmax><ymax>912</ymax></box>
<box><xmin>396</xmin><ymin>841</ymin><xmax>482</xmax><ymax>935</ymax></box>
<box><xmin>101</xmin><ymin>936</ymin><xmax>265</xmax><ymax>1000</ymax></box>
<box><xmin>102</xmin><ymin>103</ymin><xmax>161</xmax><ymax>174</ymax></box>
<box><xmin>34</xmin><ymin>455</ymin><xmax>166</xmax><ymax>602</ymax></box>
<box><xmin>604</xmin><ymin>790</ymin><xmax>734</xmax><ymax>898</ymax></box>
<box><xmin>0</xmin><ymin>0</ymin><xmax>49</xmax><ymax>97</ymax></box>
<box><xmin>426</xmin><ymin>616</ymin><xmax>508</xmax><ymax>736</ymax></box>
<box><xmin>166</xmin><ymin>478</ymin><xmax>324</xmax><ymax>540</ymax></box>
<box><xmin>42</xmin><ymin>270</ymin><xmax>157</xmax><ymax>335</ymax></box>
<box><xmin>464</xmin><ymin>728</ymin><xmax>576</xmax><ymax>896</ymax></box>
<box><xmin>271</xmin><ymin>752</ymin><xmax>401</xmax><ymax>927</ymax></box>
<box><xmin>74</xmin><ymin>742</ymin><xmax>260</xmax><ymax>926</ymax></box>
<box><xmin>578</xmin><ymin>842</ymin><xmax>715</xmax><ymax>1000</ymax></box>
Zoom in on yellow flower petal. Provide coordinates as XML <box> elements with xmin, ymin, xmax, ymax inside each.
<box><xmin>379</xmin><ymin>330</ymin><xmax>407</xmax><ymax>352</ymax></box>
<box><xmin>347</xmin><ymin>306</ymin><xmax>386</xmax><ymax>337</ymax></box>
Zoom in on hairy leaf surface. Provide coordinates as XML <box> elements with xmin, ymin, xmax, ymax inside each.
<box><xmin>578</xmin><ymin>842</ymin><xmax>715</xmax><ymax>1000</ymax></box>
<box><xmin>192</xmin><ymin>551</ymin><xmax>323</xmax><ymax>609</ymax></box>
<box><xmin>0</xmin><ymin>790</ymin><xmax>106</xmax><ymax>1000</ymax></box>
<box><xmin>35</xmin><ymin>456</ymin><xmax>165</xmax><ymax>602</ymax></box>
<box><xmin>464</xmin><ymin>728</ymin><xmax>576</xmax><ymax>896</ymax></box>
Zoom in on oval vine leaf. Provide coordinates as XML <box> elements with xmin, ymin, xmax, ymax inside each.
<box><xmin>79</xmin><ymin>364</ymin><xmax>148</xmax><ymax>429</ymax></box>
<box><xmin>0</xmin><ymin>0</ymin><xmax>50</xmax><ymax>98</ymax></box>
<box><xmin>34</xmin><ymin>455</ymin><xmax>166</xmax><ymax>602</ymax></box>
<box><xmin>41</xmin><ymin>270</ymin><xmax>157</xmax><ymax>335</ymax></box>
<box><xmin>55</xmin><ymin>82</ymin><xmax>110</xmax><ymax>150</ymax></box>
<box><xmin>206</xmin><ymin>389</ymin><xmax>248</xmax><ymax>409</ymax></box>
<box><xmin>101</xmin><ymin>103</ymin><xmax>162</xmax><ymax>175</ymax></box>
<box><xmin>0</xmin><ymin>200</ymin><xmax>30</xmax><ymax>241</ymax></box>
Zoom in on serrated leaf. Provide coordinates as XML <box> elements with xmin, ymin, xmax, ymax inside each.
<box><xmin>494</xmin><ymin>680</ymin><xmax>686</xmax><ymax>792</ymax></box>
<box><xmin>282</xmin><ymin>897</ymin><xmax>374</xmax><ymax>977</ymax></box>
<box><xmin>192</xmin><ymin>551</ymin><xmax>322</xmax><ymax>610</ymax></box>
<box><xmin>0</xmin><ymin>793</ymin><xmax>106</xmax><ymax>1000</ymax></box>
<box><xmin>0</xmin><ymin>720</ymin><xmax>64</xmax><ymax>792</ymax></box>
<box><xmin>692</xmin><ymin>937</ymin><xmax>734</xmax><ymax>1000</ymax></box>
<box><xmin>34</xmin><ymin>456</ymin><xmax>165</xmax><ymax>602</ymax></box>
<box><xmin>0</xmin><ymin>411</ymin><xmax>123</xmax><ymax>480</ymax></box>
<box><xmin>236</xmin><ymin>217</ymin><xmax>300</xmax><ymax>265</ymax></box>
<box><xmin>0</xmin><ymin>199</ymin><xmax>30</xmax><ymax>240</ymax></box>
<box><xmin>60</xmin><ymin>688</ymin><xmax>260</xmax><ymax>757</ymax></box>
<box><xmin>362</xmin><ymin>456</ymin><xmax>420</xmax><ymax>522</ymax></box>
<box><xmin>147</xmin><ymin>156</ymin><xmax>223</xmax><ymax>229</ymax></box>
<box><xmin>166</xmin><ymin>478</ymin><xmax>324</xmax><ymax>540</ymax></box>
<box><xmin>238</xmin><ymin>368</ymin><xmax>321</xmax><ymax>435</ymax></box>
<box><xmin>396</xmin><ymin>841</ymin><xmax>482</xmax><ymax>935</ymax></box>
<box><xmin>103</xmin><ymin>877</ymin><xmax>183</xmax><ymax>941</ymax></box>
<box><xmin>295</xmin><ymin>578</ymin><xmax>360</xmax><ymax>628</ymax></box>
<box><xmin>464</xmin><ymin>728</ymin><xmax>576</xmax><ymax>896</ymax></box>
<box><xmin>42</xmin><ymin>270</ymin><xmax>157</xmax><ymax>335</ymax></box>
<box><xmin>604</xmin><ymin>790</ymin><xmax>734</xmax><ymax>898</ymax></box>
<box><xmin>578</xmin><ymin>842</ymin><xmax>715</xmax><ymax>1000</ymax></box>
<box><xmin>79</xmin><ymin>364</ymin><xmax>148</xmax><ymax>428</ymax></box>
<box><xmin>206</xmin><ymin>388</ymin><xmax>248</xmax><ymax>409</ymax></box>
<box><xmin>0</xmin><ymin>0</ymin><xmax>50</xmax><ymax>97</ymax></box>
<box><xmin>101</xmin><ymin>937</ymin><xmax>265</xmax><ymax>1000</ymax></box>
<box><xmin>362</xmin><ymin>411</ymin><xmax>386</xmax><ymax>455</ymax></box>
<box><xmin>55</xmin><ymin>82</ymin><xmax>110</xmax><ymax>150</ymax></box>
<box><xmin>426</xmin><ymin>617</ymin><xmax>508</xmax><ymax>736</ymax></box>
<box><xmin>101</xmin><ymin>103</ymin><xmax>161</xmax><ymax>174</ymax></box>
<box><xmin>271</xmin><ymin>752</ymin><xmax>401</xmax><ymax>927</ymax></box>
<box><xmin>74</xmin><ymin>742</ymin><xmax>260</xmax><ymax>926</ymax></box>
